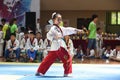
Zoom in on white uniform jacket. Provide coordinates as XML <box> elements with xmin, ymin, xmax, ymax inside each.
<box><xmin>37</xmin><ymin>39</ymin><xmax>44</xmax><ymax>51</ymax></box>
<box><xmin>47</xmin><ymin>25</ymin><xmax>79</xmax><ymax>51</ymax></box>
<box><xmin>26</xmin><ymin>38</ymin><xmax>38</xmax><ymax>50</ymax></box>
<box><xmin>6</xmin><ymin>39</ymin><xmax>19</xmax><ymax>50</ymax></box>
<box><xmin>20</xmin><ymin>38</ymin><xmax>27</xmax><ymax>50</ymax></box>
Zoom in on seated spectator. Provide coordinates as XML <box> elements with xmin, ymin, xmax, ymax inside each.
<box><xmin>110</xmin><ymin>46</ymin><xmax>120</xmax><ymax>61</ymax></box>
<box><xmin>36</xmin><ymin>32</ymin><xmax>44</xmax><ymax>62</ymax></box>
<box><xmin>64</xmin><ymin>35</ymin><xmax>75</xmax><ymax>59</ymax></box>
<box><xmin>26</xmin><ymin>32</ymin><xmax>38</xmax><ymax>62</ymax></box>
<box><xmin>75</xmin><ymin>45</ymin><xmax>84</xmax><ymax>61</ymax></box>
<box><xmin>20</xmin><ymin>32</ymin><xmax>28</xmax><ymax>55</ymax></box>
<box><xmin>43</xmin><ymin>38</ymin><xmax>51</xmax><ymax>59</ymax></box>
<box><xmin>5</xmin><ymin>33</ymin><xmax>20</xmax><ymax>62</ymax></box>
<box><xmin>102</xmin><ymin>46</ymin><xmax>113</xmax><ymax>63</ymax></box>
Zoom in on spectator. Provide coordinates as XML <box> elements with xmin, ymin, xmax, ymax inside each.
<box><xmin>36</xmin><ymin>18</ymin><xmax>41</xmax><ymax>33</ymax></box>
<box><xmin>43</xmin><ymin>38</ymin><xmax>51</xmax><ymax>59</ymax></box>
<box><xmin>0</xmin><ymin>25</ymin><xmax>4</xmax><ymax>57</ymax></box>
<box><xmin>1</xmin><ymin>18</ymin><xmax>9</xmax><ymax>56</ymax></box>
<box><xmin>110</xmin><ymin>46</ymin><xmax>120</xmax><ymax>61</ymax></box>
<box><xmin>44</xmin><ymin>21</ymin><xmax>52</xmax><ymax>34</ymax></box>
<box><xmin>96</xmin><ymin>27</ymin><xmax>103</xmax><ymax>57</ymax></box>
<box><xmin>5</xmin><ymin>33</ymin><xmax>20</xmax><ymax>62</ymax></box>
<box><xmin>0</xmin><ymin>25</ymin><xmax>4</xmax><ymax>42</ymax></box>
<box><xmin>75</xmin><ymin>45</ymin><xmax>84</xmax><ymax>61</ymax></box>
<box><xmin>86</xmin><ymin>14</ymin><xmax>98</xmax><ymax>58</ymax></box>
<box><xmin>64</xmin><ymin>35</ymin><xmax>75</xmax><ymax>59</ymax></box>
<box><xmin>9</xmin><ymin>18</ymin><xmax>18</xmax><ymax>34</ymax></box>
<box><xmin>26</xmin><ymin>32</ymin><xmax>38</xmax><ymax>62</ymax></box>
<box><xmin>36</xmin><ymin>32</ymin><xmax>44</xmax><ymax>62</ymax></box>
<box><xmin>1</xmin><ymin>18</ymin><xmax>9</xmax><ymax>39</ymax></box>
<box><xmin>102</xmin><ymin>46</ymin><xmax>113</xmax><ymax>63</ymax></box>
<box><xmin>20</xmin><ymin>31</ymin><xmax>28</xmax><ymax>56</ymax></box>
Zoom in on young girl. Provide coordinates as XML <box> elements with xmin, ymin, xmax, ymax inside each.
<box><xmin>36</xmin><ymin>12</ymin><xmax>83</xmax><ymax>77</ymax></box>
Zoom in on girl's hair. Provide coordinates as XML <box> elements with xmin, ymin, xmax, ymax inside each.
<box><xmin>52</xmin><ymin>12</ymin><xmax>61</xmax><ymax>19</ymax></box>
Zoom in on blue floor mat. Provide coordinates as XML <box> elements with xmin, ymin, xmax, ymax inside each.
<box><xmin>0</xmin><ymin>63</ymin><xmax>120</xmax><ymax>80</ymax></box>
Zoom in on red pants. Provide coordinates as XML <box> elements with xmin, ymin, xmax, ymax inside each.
<box><xmin>37</xmin><ymin>47</ymin><xmax>72</xmax><ymax>75</ymax></box>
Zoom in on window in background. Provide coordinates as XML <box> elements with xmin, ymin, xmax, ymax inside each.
<box><xmin>118</xmin><ymin>12</ymin><xmax>120</xmax><ymax>25</ymax></box>
<box><xmin>109</xmin><ymin>11</ymin><xmax>120</xmax><ymax>26</ymax></box>
<box><xmin>111</xmin><ymin>12</ymin><xmax>117</xmax><ymax>25</ymax></box>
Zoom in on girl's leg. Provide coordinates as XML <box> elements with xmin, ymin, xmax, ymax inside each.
<box><xmin>58</xmin><ymin>47</ymin><xmax>72</xmax><ymax>75</ymax></box>
<box><xmin>37</xmin><ymin>51</ymin><xmax>58</xmax><ymax>75</ymax></box>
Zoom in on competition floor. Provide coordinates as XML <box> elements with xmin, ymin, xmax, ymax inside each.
<box><xmin>0</xmin><ymin>63</ymin><xmax>120</xmax><ymax>80</ymax></box>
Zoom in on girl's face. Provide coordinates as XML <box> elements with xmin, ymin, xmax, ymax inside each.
<box><xmin>53</xmin><ymin>14</ymin><xmax>62</xmax><ymax>25</ymax></box>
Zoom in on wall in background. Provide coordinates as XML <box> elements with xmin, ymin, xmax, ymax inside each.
<box><xmin>41</xmin><ymin>0</ymin><xmax>120</xmax><ymax>11</ymax></box>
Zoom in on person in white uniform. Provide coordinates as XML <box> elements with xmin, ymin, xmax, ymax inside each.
<box><xmin>5</xmin><ymin>33</ymin><xmax>20</xmax><ymax>62</ymax></box>
<box><xmin>26</xmin><ymin>32</ymin><xmax>38</xmax><ymax>62</ymax></box>
<box><xmin>36</xmin><ymin>32</ymin><xmax>44</xmax><ymax>62</ymax></box>
<box><xmin>36</xmin><ymin>12</ymin><xmax>84</xmax><ymax>77</ymax></box>
<box><xmin>110</xmin><ymin>46</ymin><xmax>120</xmax><ymax>61</ymax></box>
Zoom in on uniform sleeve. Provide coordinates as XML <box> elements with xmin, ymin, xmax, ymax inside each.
<box><xmin>61</xmin><ymin>27</ymin><xmax>79</xmax><ymax>36</ymax></box>
<box><xmin>6</xmin><ymin>40</ymin><xmax>11</xmax><ymax>49</ymax></box>
<box><xmin>26</xmin><ymin>39</ymin><xmax>30</xmax><ymax>50</ymax></box>
<box><xmin>20</xmin><ymin>39</ymin><xmax>24</xmax><ymax>49</ymax></box>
